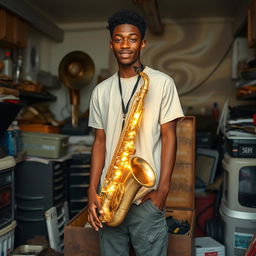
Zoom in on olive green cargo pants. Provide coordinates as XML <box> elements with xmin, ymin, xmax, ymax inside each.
<box><xmin>99</xmin><ymin>200</ymin><xmax>168</xmax><ymax>256</ymax></box>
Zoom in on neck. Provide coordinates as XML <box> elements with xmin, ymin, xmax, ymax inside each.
<box><xmin>118</xmin><ymin>61</ymin><xmax>143</xmax><ymax>78</ymax></box>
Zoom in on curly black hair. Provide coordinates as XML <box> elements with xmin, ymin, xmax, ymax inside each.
<box><xmin>107</xmin><ymin>9</ymin><xmax>146</xmax><ymax>39</ymax></box>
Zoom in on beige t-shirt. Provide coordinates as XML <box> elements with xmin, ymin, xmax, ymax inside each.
<box><xmin>88</xmin><ymin>66</ymin><xmax>184</xmax><ymax>201</ymax></box>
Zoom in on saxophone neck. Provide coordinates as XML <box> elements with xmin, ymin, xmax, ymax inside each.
<box><xmin>134</xmin><ymin>66</ymin><xmax>149</xmax><ymax>91</ymax></box>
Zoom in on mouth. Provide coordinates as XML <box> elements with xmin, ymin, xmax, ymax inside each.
<box><xmin>119</xmin><ymin>51</ymin><xmax>133</xmax><ymax>58</ymax></box>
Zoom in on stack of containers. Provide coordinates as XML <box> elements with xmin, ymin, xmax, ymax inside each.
<box><xmin>0</xmin><ymin>156</ymin><xmax>16</xmax><ymax>256</ymax></box>
<box><xmin>220</xmin><ymin>109</ymin><xmax>256</xmax><ymax>256</ymax></box>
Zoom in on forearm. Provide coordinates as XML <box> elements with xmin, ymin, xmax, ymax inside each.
<box><xmin>142</xmin><ymin>121</ymin><xmax>177</xmax><ymax>209</ymax></box>
<box><xmin>158</xmin><ymin>121</ymin><xmax>177</xmax><ymax>193</ymax></box>
<box><xmin>89</xmin><ymin>129</ymin><xmax>106</xmax><ymax>193</ymax></box>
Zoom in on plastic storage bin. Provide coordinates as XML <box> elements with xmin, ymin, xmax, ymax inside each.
<box><xmin>0</xmin><ymin>220</ymin><xmax>16</xmax><ymax>256</ymax></box>
<box><xmin>222</xmin><ymin>154</ymin><xmax>256</xmax><ymax>214</ymax></box>
<box><xmin>195</xmin><ymin>236</ymin><xmax>225</xmax><ymax>256</ymax></box>
<box><xmin>220</xmin><ymin>203</ymin><xmax>256</xmax><ymax>256</ymax></box>
<box><xmin>21</xmin><ymin>132</ymin><xmax>69</xmax><ymax>158</ymax></box>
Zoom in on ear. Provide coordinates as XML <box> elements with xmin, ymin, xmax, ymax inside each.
<box><xmin>141</xmin><ymin>39</ymin><xmax>146</xmax><ymax>49</ymax></box>
<box><xmin>110</xmin><ymin>40</ymin><xmax>113</xmax><ymax>49</ymax></box>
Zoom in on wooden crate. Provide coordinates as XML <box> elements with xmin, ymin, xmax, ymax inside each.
<box><xmin>167</xmin><ymin>116</ymin><xmax>195</xmax><ymax>256</ymax></box>
<box><xmin>64</xmin><ymin>209</ymin><xmax>100</xmax><ymax>256</ymax></box>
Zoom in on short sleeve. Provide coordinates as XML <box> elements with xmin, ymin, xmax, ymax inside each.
<box><xmin>160</xmin><ymin>78</ymin><xmax>184</xmax><ymax>124</ymax></box>
<box><xmin>88</xmin><ymin>87</ymin><xmax>104</xmax><ymax>129</ymax></box>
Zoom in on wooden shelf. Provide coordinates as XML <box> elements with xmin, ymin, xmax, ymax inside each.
<box><xmin>0</xmin><ymin>83</ymin><xmax>56</xmax><ymax>102</ymax></box>
<box><xmin>19</xmin><ymin>90</ymin><xmax>56</xmax><ymax>102</ymax></box>
<box><xmin>237</xmin><ymin>92</ymin><xmax>256</xmax><ymax>100</ymax></box>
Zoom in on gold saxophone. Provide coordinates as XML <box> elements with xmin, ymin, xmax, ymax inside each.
<box><xmin>99</xmin><ymin>66</ymin><xmax>156</xmax><ymax>227</ymax></box>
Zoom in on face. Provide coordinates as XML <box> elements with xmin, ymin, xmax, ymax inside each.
<box><xmin>110</xmin><ymin>24</ymin><xmax>146</xmax><ymax>67</ymax></box>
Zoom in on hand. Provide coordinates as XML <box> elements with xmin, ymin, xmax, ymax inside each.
<box><xmin>141</xmin><ymin>188</ymin><xmax>169</xmax><ymax>211</ymax></box>
<box><xmin>87</xmin><ymin>189</ymin><xmax>103</xmax><ymax>231</ymax></box>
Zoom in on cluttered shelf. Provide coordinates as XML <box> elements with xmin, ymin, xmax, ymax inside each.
<box><xmin>19</xmin><ymin>89</ymin><xmax>56</xmax><ymax>101</ymax></box>
<box><xmin>0</xmin><ymin>81</ymin><xmax>56</xmax><ymax>102</ymax></box>
<box><xmin>237</xmin><ymin>92</ymin><xmax>256</xmax><ymax>100</ymax></box>
<box><xmin>236</xmin><ymin>64</ymin><xmax>256</xmax><ymax>101</ymax></box>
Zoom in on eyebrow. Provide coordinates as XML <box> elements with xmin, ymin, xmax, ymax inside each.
<box><xmin>114</xmin><ymin>33</ymin><xmax>139</xmax><ymax>37</ymax></box>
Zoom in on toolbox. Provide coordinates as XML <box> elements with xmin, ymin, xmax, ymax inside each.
<box><xmin>64</xmin><ymin>116</ymin><xmax>195</xmax><ymax>256</ymax></box>
<box><xmin>21</xmin><ymin>131</ymin><xmax>69</xmax><ymax>158</ymax></box>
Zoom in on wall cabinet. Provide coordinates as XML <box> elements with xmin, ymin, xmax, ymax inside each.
<box><xmin>248</xmin><ymin>0</ymin><xmax>256</xmax><ymax>47</ymax></box>
<box><xmin>0</xmin><ymin>8</ymin><xmax>28</xmax><ymax>48</ymax></box>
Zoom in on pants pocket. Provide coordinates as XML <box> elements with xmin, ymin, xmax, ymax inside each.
<box><xmin>147</xmin><ymin>199</ymin><xmax>164</xmax><ymax>215</ymax></box>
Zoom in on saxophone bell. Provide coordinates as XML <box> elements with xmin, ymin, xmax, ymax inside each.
<box><xmin>100</xmin><ymin>156</ymin><xmax>155</xmax><ymax>227</ymax></box>
<box><xmin>130</xmin><ymin>156</ymin><xmax>155</xmax><ymax>188</ymax></box>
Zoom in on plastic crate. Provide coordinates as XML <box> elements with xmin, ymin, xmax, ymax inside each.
<box><xmin>45</xmin><ymin>201</ymin><xmax>69</xmax><ymax>253</ymax></box>
<box><xmin>0</xmin><ymin>220</ymin><xmax>16</xmax><ymax>256</ymax></box>
<box><xmin>195</xmin><ymin>236</ymin><xmax>225</xmax><ymax>256</ymax></box>
<box><xmin>21</xmin><ymin>132</ymin><xmax>69</xmax><ymax>158</ymax></box>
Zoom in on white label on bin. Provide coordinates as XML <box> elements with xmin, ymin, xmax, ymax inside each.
<box><xmin>234</xmin><ymin>232</ymin><xmax>253</xmax><ymax>249</ymax></box>
<box><xmin>42</xmin><ymin>145</ymin><xmax>55</xmax><ymax>151</ymax></box>
<box><xmin>241</xmin><ymin>147</ymin><xmax>253</xmax><ymax>155</ymax></box>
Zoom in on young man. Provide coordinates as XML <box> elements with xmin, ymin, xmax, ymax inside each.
<box><xmin>88</xmin><ymin>9</ymin><xmax>184</xmax><ymax>256</ymax></box>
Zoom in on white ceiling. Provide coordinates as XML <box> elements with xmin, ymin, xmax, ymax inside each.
<box><xmin>24</xmin><ymin>0</ymin><xmax>241</xmax><ymax>24</ymax></box>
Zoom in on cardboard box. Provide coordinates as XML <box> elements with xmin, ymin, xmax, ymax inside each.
<box><xmin>167</xmin><ymin>209</ymin><xmax>195</xmax><ymax>256</ymax></box>
<box><xmin>64</xmin><ymin>208</ymin><xmax>195</xmax><ymax>255</ymax></box>
<box><xmin>65</xmin><ymin>207</ymin><xmax>140</xmax><ymax>256</ymax></box>
<box><xmin>64</xmin><ymin>117</ymin><xmax>195</xmax><ymax>256</ymax></box>
<box><xmin>64</xmin><ymin>209</ymin><xmax>100</xmax><ymax>256</ymax></box>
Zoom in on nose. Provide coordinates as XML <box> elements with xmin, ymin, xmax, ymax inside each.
<box><xmin>121</xmin><ymin>39</ymin><xmax>129</xmax><ymax>48</ymax></box>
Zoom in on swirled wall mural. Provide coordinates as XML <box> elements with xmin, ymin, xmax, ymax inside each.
<box><xmin>109</xmin><ymin>19</ymin><xmax>237</xmax><ymax>113</ymax></box>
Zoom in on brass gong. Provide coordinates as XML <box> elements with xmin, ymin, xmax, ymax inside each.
<box><xmin>59</xmin><ymin>51</ymin><xmax>95</xmax><ymax>128</ymax></box>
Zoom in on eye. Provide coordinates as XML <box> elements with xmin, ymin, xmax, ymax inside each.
<box><xmin>114</xmin><ymin>38</ymin><xmax>122</xmax><ymax>43</ymax></box>
<box><xmin>129</xmin><ymin>38</ymin><xmax>137</xmax><ymax>43</ymax></box>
